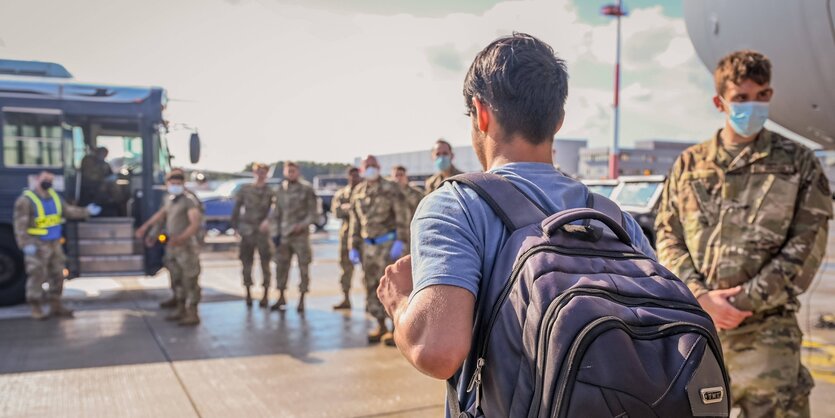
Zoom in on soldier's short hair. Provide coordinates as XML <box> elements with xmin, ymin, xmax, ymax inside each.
<box><xmin>393</xmin><ymin>165</ymin><xmax>407</xmax><ymax>173</ymax></box>
<box><xmin>285</xmin><ymin>161</ymin><xmax>299</xmax><ymax>169</ymax></box>
<box><xmin>166</xmin><ymin>171</ymin><xmax>185</xmax><ymax>182</ymax></box>
<box><xmin>251</xmin><ymin>162</ymin><xmax>268</xmax><ymax>171</ymax></box>
<box><xmin>347</xmin><ymin>166</ymin><xmax>359</xmax><ymax>175</ymax></box>
<box><xmin>434</xmin><ymin>139</ymin><xmax>453</xmax><ymax>153</ymax></box>
<box><xmin>714</xmin><ymin>50</ymin><xmax>771</xmax><ymax>96</ymax></box>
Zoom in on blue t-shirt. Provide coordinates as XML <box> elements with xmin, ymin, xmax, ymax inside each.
<box><xmin>409</xmin><ymin>162</ymin><xmax>655</xmax><ymax>414</ymax></box>
<box><xmin>410</xmin><ymin>162</ymin><xmax>655</xmax><ymax>299</ymax></box>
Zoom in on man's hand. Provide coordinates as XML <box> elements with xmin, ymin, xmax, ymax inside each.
<box><xmin>144</xmin><ymin>236</ymin><xmax>156</xmax><ymax>248</ymax></box>
<box><xmin>86</xmin><ymin>203</ymin><xmax>102</xmax><ymax>216</ymax></box>
<box><xmin>22</xmin><ymin>244</ymin><xmax>37</xmax><ymax>257</ymax></box>
<box><xmin>340</xmin><ymin>203</ymin><xmax>351</xmax><ymax>212</ymax></box>
<box><xmin>697</xmin><ymin>286</ymin><xmax>753</xmax><ymax>330</ymax></box>
<box><xmin>290</xmin><ymin>224</ymin><xmax>306</xmax><ymax>235</ymax></box>
<box><xmin>349</xmin><ymin>248</ymin><xmax>361</xmax><ymax>265</ymax></box>
<box><xmin>378</xmin><ymin>255</ymin><xmax>413</xmax><ymax>321</ymax></box>
<box><xmin>135</xmin><ymin>225</ymin><xmax>147</xmax><ymax>240</ymax></box>
<box><xmin>389</xmin><ymin>240</ymin><xmax>405</xmax><ymax>260</ymax></box>
<box><xmin>259</xmin><ymin>220</ymin><xmax>270</xmax><ymax>234</ymax></box>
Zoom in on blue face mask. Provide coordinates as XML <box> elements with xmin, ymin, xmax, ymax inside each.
<box><xmin>723</xmin><ymin>98</ymin><xmax>769</xmax><ymax>137</ymax></box>
<box><xmin>167</xmin><ymin>185</ymin><xmax>184</xmax><ymax>196</ymax></box>
<box><xmin>434</xmin><ymin>155</ymin><xmax>452</xmax><ymax>172</ymax></box>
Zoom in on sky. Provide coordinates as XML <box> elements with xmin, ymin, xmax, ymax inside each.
<box><xmin>0</xmin><ymin>0</ymin><xmax>727</xmax><ymax>172</ymax></box>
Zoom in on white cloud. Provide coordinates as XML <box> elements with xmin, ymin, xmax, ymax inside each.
<box><xmin>0</xmin><ymin>0</ymin><xmax>720</xmax><ymax>172</ymax></box>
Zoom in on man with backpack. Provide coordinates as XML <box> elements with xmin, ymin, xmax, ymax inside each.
<box><xmin>379</xmin><ymin>34</ymin><xmax>728</xmax><ymax>418</ymax></box>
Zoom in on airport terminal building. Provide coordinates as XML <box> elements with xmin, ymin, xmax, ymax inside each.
<box><xmin>362</xmin><ymin>138</ymin><xmax>694</xmax><ymax>180</ymax></box>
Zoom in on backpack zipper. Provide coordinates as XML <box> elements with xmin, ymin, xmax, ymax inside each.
<box><xmin>467</xmin><ymin>245</ymin><xmax>653</xmax><ymax>393</ymax></box>
<box><xmin>527</xmin><ymin>292</ymin><xmax>713</xmax><ymax>418</ymax></box>
<box><xmin>544</xmin><ymin>318</ymin><xmax>725</xmax><ymax>418</ymax></box>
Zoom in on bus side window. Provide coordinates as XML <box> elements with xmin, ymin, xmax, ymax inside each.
<box><xmin>2</xmin><ymin>112</ymin><xmax>63</xmax><ymax>168</ymax></box>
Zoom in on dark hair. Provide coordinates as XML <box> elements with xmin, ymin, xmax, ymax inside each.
<box><xmin>463</xmin><ymin>33</ymin><xmax>568</xmax><ymax>144</ymax></box>
<box><xmin>347</xmin><ymin>166</ymin><xmax>359</xmax><ymax>175</ymax></box>
<box><xmin>166</xmin><ymin>172</ymin><xmax>185</xmax><ymax>182</ymax></box>
<box><xmin>392</xmin><ymin>165</ymin><xmax>406</xmax><ymax>173</ymax></box>
<box><xmin>284</xmin><ymin>161</ymin><xmax>298</xmax><ymax>169</ymax></box>
<box><xmin>714</xmin><ymin>50</ymin><xmax>771</xmax><ymax>96</ymax></box>
<box><xmin>434</xmin><ymin>139</ymin><xmax>453</xmax><ymax>152</ymax></box>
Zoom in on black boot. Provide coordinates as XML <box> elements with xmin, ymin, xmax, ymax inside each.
<box><xmin>270</xmin><ymin>290</ymin><xmax>287</xmax><ymax>311</ymax></box>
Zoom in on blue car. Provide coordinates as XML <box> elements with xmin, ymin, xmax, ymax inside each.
<box><xmin>198</xmin><ymin>179</ymin><xmax>331</xmax><ymax>234</ymax></box>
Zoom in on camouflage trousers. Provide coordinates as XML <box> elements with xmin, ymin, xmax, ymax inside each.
<box><xmin>164</xmin><ymin>244</ymin><xmax>201</xmax><ymax>307</ymax></box>
<box><xmin>24</xmin><ymin>239</ymin><xmax>65</xmax><ymax>302</ymax></box>
<box><xmin>239</xmin><ymin>229</ymin><xmax>272</xmax><ymax>288</ymax></box>
<box><xmin>361</xmin><ymin>240</ymin><xmax>392</xmax><ymax>322</ymax></box>
<box><xmin>337</xmin><ymin>234</ymin><xmax>354</xmax><ymax>294</ymax></box>
<box><xmin>275</xmin><ymin>233</ymin><xmax>312</xmax><ymax>293</ymax></box>
<box><xmin>719</xmin><ymin>313</ymin><xmax>813</xmax><ymax>418</ymax></box>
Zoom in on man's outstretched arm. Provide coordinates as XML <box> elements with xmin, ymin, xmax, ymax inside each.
<box><xmin>379</xmin><ymin>256</ymin><xmax>475</xmax><ymax>380</ymax></box>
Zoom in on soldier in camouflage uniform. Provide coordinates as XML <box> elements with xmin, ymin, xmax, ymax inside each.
<box><xmin>231</xmin><ymin>163</ymin><xmax>275</xmax><ymax>308</ymax></box>
<box><xmin>136</xmin><ymin>170</ymin><xmax>204</xmax><ymax>326</ymax></box>
<box><xmin>349</xmin><ymin>155</ymin><xmax>410</xmax><ymax>344</ymax></box>
<box><xmin>424</xmin><ymin>139</ymin><xmax>463</xmax><ymax>194</ymax></box>
<box><xmin>14</xmin><ymin>171</ymin><xmax>100</xmax><ymax>320</ymax></box>
<box><xmin>391</xmin><ymin>165</ymin><xmax>424</xmax><ymax>250</ymax></box>
<box><xmin>330</xmin><ymin>166</ymin><xmax>361</xmax><ymax>310</ymax></box>
<box><xmin>655</xmin><ymin>50</ymin><xmax>832</xmax><ymax>418</ymax></box>
<box><xmin>270</xmin><ymin>161</ymin><xmax>318</xmax><ymax>312</ymax></box>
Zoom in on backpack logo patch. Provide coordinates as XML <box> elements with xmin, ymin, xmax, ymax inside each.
<box><xmin>700</xmin><ymin>387</ymin><xmax>724</xmax><ymax>404</ymax></box>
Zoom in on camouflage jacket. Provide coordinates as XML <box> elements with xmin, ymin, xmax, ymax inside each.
<box><xmin>349</xmin><ymin>178</ymin><xmax>410</xmax><ymax>249</ymax></box>
<box><xmin>230</xmin><ymin>183</ymin><xmax>275</xmax><ymax>236</ymax></box>
<box><xmin>13</xmin><ymin>190</ymin><xmax>88</xmax><ymax>248</ymax></box>
<box><xmin>425</xmin><ymin>165</ymin><xmax>463</xmax><ymax>194</ymax></box>
<box><xmin>400</xmin><ymin>183</ymin><xmax>424</xmax><ymax>221</ymax></box>
<box><xmin>162</xmin><ymin>192</ymin><xmax>203</xmax><ymax>247</ymax></box>
<box><xmin>272</xmin><ymin>179</ymin><xmax>317</xmax><ymax>238</ymax></box>
<box><xmin>330</xmin><ymin>184</ymin><xmax>355</xmax><ymax>237</ymax></box>
<box><xmin>655</xmin><ymin>129</ymin><xmax>832</xmax><ymax>313</ymax></box>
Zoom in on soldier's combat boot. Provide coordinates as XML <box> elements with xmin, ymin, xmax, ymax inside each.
<box><xmin>165</xmin><ymin>303</ymin><xmax>185</xmax><ymax>321</ymax></box>
<box><xmin>297</xmin><ymin>293</ymin><xmax>306</xmax><ymax>313</ymax></box>
<box><xmin>49</xmin><ymin>299</ymin><xmax>74</xmax><ymax>318</ymax></box>
<box><xmin>332</xmin><ymin>294</ymin><xmax>351</xmax><ymax>310</ymax></box>
<box><xmin>368</xmin><ymin>318</ymin><xmax>388</xmax><ymax>344</ymax></box>
<box><xmin>159</xmin><ymin>296</ymin><xmax>177</xmax><ymax>309</ymax></box>
<box><xmin>259</xmin><ymin>290</ymin><xmax>269</xmax><ymax>308</ymax></box>
<box><xmin>30</xmin><ymin>302</ymin><xmax>48</xmax><ymax>320</ymax></box>
<box><xmin>270</xmin><ymin>291</ymin><xmax>287</xmax><ymax>311</ymax></box>
<box><xmin>245</xmin><ymin>286</ymin><xmax>253</xmax><ymax>307</ymax></box>
<box><xmin>178</xmin><ymin>306</ymin><xmax>200</xmax><ymax>326</ymax></box>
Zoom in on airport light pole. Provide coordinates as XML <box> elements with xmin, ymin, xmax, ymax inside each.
<box><xmin>601</xmin><ymin>1</ymin><xmax>627</xmax><ymax>179</ymax></box>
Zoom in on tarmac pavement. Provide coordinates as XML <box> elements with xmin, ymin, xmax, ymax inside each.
<box><xmin>2</xmin><ymin>223</ymin><xmax>835</xmax><ymax>417</ymax></box>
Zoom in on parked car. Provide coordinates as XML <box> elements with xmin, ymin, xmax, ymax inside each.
<box><xmin>609</xmin><ymin>175</ymin><xmax>667</xmax><ymax>248</ymax></box>
<box><xmin>581</xmin><ymin>179</ymin><xmax>619</xmax><ymax>198</ymax></box>
<box><xmin>199</xmin><ymin>178</ymin><xmax>331</xmax><ymax>235</ymax></box>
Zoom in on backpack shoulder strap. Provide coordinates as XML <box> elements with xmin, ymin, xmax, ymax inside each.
<box><xmin>444</xmin><ymin>172</ymin><xmax>546</xmax><ymax>231</ymax></box>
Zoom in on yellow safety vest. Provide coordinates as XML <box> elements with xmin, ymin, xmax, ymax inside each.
<box><xmin>23</xmin><ymin>189</ymin><xmax>63</xmax><ymax>236</ymax></box>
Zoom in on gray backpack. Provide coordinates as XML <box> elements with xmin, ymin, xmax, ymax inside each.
<box><xmin>444</xmin><ymin>173</ymin><xmax>730</xmax><ymax>418</ymax></box>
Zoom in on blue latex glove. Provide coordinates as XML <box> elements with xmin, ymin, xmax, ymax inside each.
<box><xmin>22</xmin><ymin>244</ymin><xmax>37</xmax><ymax>256</ymax></box>
<box><xmin>86</xmin><ymin>203</ymin><xmax>102</xmax><ymax>216</ymax></box>
<box><xmin>349</xmin><ymin>248</ymin><xmax>361</xmax><ymax>265</ymax></box>
<box><xmin>390</xmin><ymin>240</ymin><xmax>405</xmax><ymax>260</ymax></box>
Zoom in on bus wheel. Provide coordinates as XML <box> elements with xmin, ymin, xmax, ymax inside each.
<box><xmin>0</xmin><ymin>243</ymin><xmax>25</xmax><ymax>306</ymax></box>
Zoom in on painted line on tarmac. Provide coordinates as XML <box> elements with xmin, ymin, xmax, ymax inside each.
<box><xmin>803</xmin><ymin>340</ymin><xmax>835</xmax><ymax>385</ymax></box>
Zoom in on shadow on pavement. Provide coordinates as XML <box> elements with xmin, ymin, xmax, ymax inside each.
<box><xmin>0</xmin><ymin>287</ymin><xmax>376</xmax><ymax>374</ymax></box>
